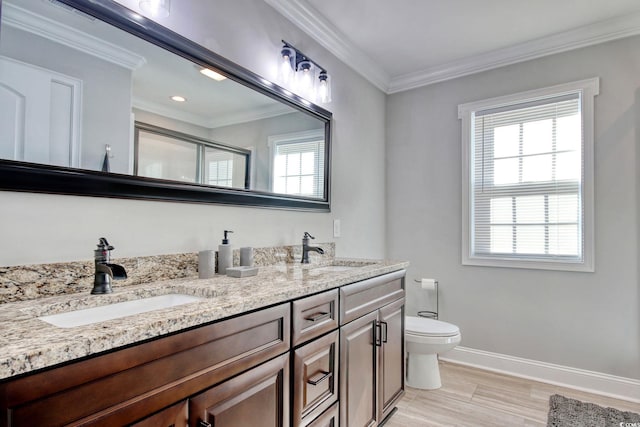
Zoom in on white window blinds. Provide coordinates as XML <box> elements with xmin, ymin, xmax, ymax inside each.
<box><xmin>272</xmin><ymin>138</ymin><xmax>325</xmax><ymax>198</ymax></box>
<box><xmin>459</xmin><ymin>78</ymin><xmax>598</xmax><ymax>271</ymax></box>
<box><xmin>474</xmin><ymin>94</ymin><xmax>582</xmax><ymax>261</ymax></box>
<box><xmin>206</xmin><ymin>153</ymin><xmax>234</xmax><ymax>187</ymax></box>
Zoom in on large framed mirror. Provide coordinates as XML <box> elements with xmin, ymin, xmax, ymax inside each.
<box><xmin>0</xmin><ymin>0</ymin><xmax>332</xmax><ymax>211</ymax></box>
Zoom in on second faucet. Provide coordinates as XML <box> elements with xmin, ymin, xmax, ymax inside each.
<box><xmin>301</xmin><ymin>232</ymin><xmax>325</xmax><ymax>263</ymax></box>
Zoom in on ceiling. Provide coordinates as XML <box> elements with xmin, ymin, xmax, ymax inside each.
<box><xmin>265</xmin><ymin>0</ymin><xmax>640</xmax><ymax>93</ymax></box>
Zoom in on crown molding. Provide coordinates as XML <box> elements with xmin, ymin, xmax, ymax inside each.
<box><xmin>263</xmin><ymin>0</ymin><xmax>640</xmax><ymax>95</ymax></box>
<box><xmin>263</xmin><ymin>0</ymin><xmax>390</xmax><ymax>92</ymax></box>
<box><xmin>206</xmin><ymin>102</ymin><xmax>296</xmax><ymax>128</ymax></box>
<box><xmin>3</xmin><ymin>2</ymin><xmax>146</xmax><ymax>70</ymax></box>
<box><xmin>388</xmin><ymin>11</ymin><xmax>640</xmax><ymax>93</ymax></box>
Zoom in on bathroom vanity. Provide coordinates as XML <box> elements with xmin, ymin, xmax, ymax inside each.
<box><xmin>0</xmin><ymin>260</ymin><xmax>407</xmax><ymax>427</ymax></box>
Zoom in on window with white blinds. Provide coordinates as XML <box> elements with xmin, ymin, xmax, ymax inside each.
<box><xmin>270</xmin><ymin>130</ymin><xmax>325</xmax><ymax>199</ymax></box>
<box><xmin>459</xmin><ymin>79</ymin><xmax>598</xmax><ymax>271</ymax></box>
<box><xmin>206</xmin><ymin>156</ymin><xmax>233</xmax><ymax>187</ymax></box>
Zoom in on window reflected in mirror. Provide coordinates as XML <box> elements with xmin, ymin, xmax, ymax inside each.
<box><xmin>270</xmin><ymin>130</ymin><xmax>325</xmax><ymax>198</ymax></box>
<box><xmin>204</xmin><ymin>148</ymin><xmax>245</xmax><ymax>188</ymax></box>
<box><xmin>134</xmin><ymin>123</ymin><xmax>250</xmax><ymax>189</ymax></box>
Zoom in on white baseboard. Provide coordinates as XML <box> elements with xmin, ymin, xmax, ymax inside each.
<box><xmin>439</xmin><ymin>346</ymin><xmax>640</xmax><ymax>403</ymax></box>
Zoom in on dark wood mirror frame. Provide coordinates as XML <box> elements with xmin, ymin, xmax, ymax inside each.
<box><xmin>0</xmin><ymin>0</ymin><xmax>332</xmax><ymax>211</ymax></box>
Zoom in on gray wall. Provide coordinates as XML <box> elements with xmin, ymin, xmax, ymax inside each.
<box><xmin>386</xmin><ymin>35</ymin><xmax>640</xmax><ymax>379</ymax></box>
<box><xmin>0</xmin><ymin>0</ymin><xmax>387</xmax><ymax>265</ymax></box>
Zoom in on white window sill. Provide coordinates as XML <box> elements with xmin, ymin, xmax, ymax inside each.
<box><xmin>462</xmin><ymin>255</ymin><xmax>594</xmax><ymax>272</ymax></box>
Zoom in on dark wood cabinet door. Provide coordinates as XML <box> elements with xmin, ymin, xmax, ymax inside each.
<box><xmin>339</xmin><ymin>310</ymin><xmax>378</xmax><ymax>427</ymax></box>
<box><xmin>378</xmin><ymin>298</ymin><xmax>405</xmax><ymax>422</ymax></box>
<box><xmin>189</xmin><ymin>353</ymin><xmax>289</xmax><ymax>427</ymax></box>
<box><xmin>130</xmin><ymin>400</ymin><xmax>188</xmax><ymax>427</ymax></box>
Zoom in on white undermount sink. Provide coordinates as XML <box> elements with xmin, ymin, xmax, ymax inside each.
<box><xmin>38</xmin><ymin>294</ymin><xmax>205</xmax><ymax>328</ymax></box>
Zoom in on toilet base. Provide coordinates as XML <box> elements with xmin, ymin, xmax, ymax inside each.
<box><xmin>406</xmin><ymin>352</ymin><xmax>441</xmax><ymax>390</ymax></box>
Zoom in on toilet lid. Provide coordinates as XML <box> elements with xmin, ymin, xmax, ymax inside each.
<box><xmin>406</xmin><ymin>316</ymin><xmax>460</xmax><ymax>337</ymax></box>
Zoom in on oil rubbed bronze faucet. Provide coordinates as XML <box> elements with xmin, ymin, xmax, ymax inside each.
<box><xmin>301</xmin><ymin>232</ymin><xmax>325</xmax><ymax>264</ymax></box>
<box><xmin>92</xmin><ymin>238</ymin><xmax>127</xmax><ymax>294</ymax></box>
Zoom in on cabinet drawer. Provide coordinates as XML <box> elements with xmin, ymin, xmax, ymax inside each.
<box><xmin>1</xmin><ymin>303</ymin><xmax>290</xmax><ymax>427</ymax></box>
<box><xmin>292</xmin><ymin>289</ymin><xmax>339</xmax><ymax>346</ymax></box>
<box><xmin>340</xmin><ymin>270</ymin><xmax>405</xmax><ymax>325</ymax></box>
<box><xmin>293</xmin><ymin>330</ymin><xmax>339</xmax><ymax>427</ymax></box>
<box><xmin>307</xmin><ymin>402</ymin><xmax>339</xmax><ymax>427</ymax></box>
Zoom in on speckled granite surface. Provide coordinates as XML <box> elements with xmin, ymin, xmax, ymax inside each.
<box><xmin>0</xmin><ymin>252</ymin><xmax>407</xmax><ymax>380</ymax></box>
<box><xmin>0</xmin><ymin>243</ymin><xmax>335</xmax><ymax>303</ymax></box>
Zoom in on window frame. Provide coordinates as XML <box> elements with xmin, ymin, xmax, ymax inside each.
<box><xmin>458</xmin><ymin>78</ymin><xmax>599</xmax><ymax>272</ymax></box>
<box><xmin>134</xmin><ymin>121</ymin><xmax>251</xmax><ymax>189</ymax></box>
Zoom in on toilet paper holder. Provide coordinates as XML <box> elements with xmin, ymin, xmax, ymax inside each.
<box><xmin>414</xmin><ymin>279</ymin><xmax>438</xmax><ymax>320</ymax></box>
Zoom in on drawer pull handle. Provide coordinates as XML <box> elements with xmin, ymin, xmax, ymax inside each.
<box><xmin>374</xmin><ymin>320</ymin><xmax>381</xmax><ymax>347</ymax></box>
<box><xmin>199</xmin><ymin>421</ymin><xmax>212</xmax><ymax>427</ymax></box>
<box><xmin>307</xmin><ymin>371</ymin><xmax>332</xmax><ymax>385</ymax></box>
<box><xmin>305</xmin><ymin>311</ymin><xmax>331</xmax><ymax>322</ymax></box>
<box><xmin>381</xmin><ymin>321</ymin><xmax>388</xmax><ymax>343</ymax></box>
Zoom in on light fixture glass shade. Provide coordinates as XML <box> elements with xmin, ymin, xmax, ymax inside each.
<box><xmin>278</xmin><ymin>46</ymin><xmax>296</xmax><ymax>85</ymax></box>
<box><xmin>317</xmin><ymin>71</ymin><xmax>331</xmax><ymax>103</ymax></box>
<box><xmin>139</xmin><ymin>0</ymin><xmax>170</xmax><ymax>18</ymax></box>
<box><xmin>296</xmin><ymin>60</ymin><xmax>316</xmax><ymax>100</ymax></box>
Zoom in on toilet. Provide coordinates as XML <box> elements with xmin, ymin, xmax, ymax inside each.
<box><xmin>405</xmin><ymin>316</ymin><xmax>461</xmax><ymax>390</ymax></box>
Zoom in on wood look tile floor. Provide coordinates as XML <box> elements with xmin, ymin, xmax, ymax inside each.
<box><xmin>386</xmin><ymin>361</ymin><xmax>639</xmax><ymax>427</ymax></box>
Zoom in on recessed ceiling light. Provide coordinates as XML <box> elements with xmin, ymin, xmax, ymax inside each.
<box><xmin>171</xmin><ymin>95</ymin><xmax>186</xmax><ymax>102</ymax></box>
<box><xmin>200</xmin><ymin>68</ymin><xmax>227</xmax><ymax>81</ymax></box>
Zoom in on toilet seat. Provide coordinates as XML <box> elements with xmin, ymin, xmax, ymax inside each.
<box><xmin>406</xmin><ymin>316</ymin><xmax>459</xmax><ymax>337</ymax></box>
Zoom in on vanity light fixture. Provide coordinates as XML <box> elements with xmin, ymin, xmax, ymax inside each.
<box><xmin>170</xmin><ymin>95</ymin><xmax>186</xmax><ymax>102</ymax></box>
<box><xmin>139</xmin><ymin>0</ymin><xmax>170</xmax><ymax>18</ymax></box>
<box><xmin>278</xmin><ymin>40</ymin><xmax>331</xmax><ymax>103</ymax></box>
<box><xmin>200</xmin><ymin>68</ymin><xmax>227</xmax><ymax>81</ymax></box>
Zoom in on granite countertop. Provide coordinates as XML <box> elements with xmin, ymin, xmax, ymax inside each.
<box><xmin>0</xmin><ymin>258</ymin><xmax>408</xmax><ymax>380</ymax></box>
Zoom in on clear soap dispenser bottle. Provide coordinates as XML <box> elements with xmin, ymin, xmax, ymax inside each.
<box><xmin>218</xmin><ymin>230</ymin><xmax>233</xmax><ymax>274</ymax></box>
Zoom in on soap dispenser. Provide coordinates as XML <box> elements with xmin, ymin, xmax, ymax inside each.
<box><xmin>218</xmin><ymin>230</ymin><xmax>233</xmax><ymax>274</ymax></box>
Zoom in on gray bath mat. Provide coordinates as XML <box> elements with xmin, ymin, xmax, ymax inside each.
<box><xmin>547</xmin><ymin>394</ymin><xmax>640</xmax><ymax>427</ymax></box>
